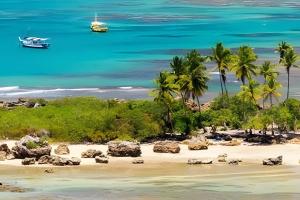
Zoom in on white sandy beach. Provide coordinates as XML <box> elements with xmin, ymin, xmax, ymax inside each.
<box><xmin>1</xmin><ymin>140</ymin><xmax>300</xmax><ymax>167</ymax></box>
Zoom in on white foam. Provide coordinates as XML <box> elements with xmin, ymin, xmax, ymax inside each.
<box><xmin>0</xmin><ymin>86</ymin><xmax>19</xmax><ymax>91</ymax></box>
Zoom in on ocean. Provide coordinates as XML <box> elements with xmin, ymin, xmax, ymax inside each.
<box><xmin>1</xmin><ymin>164</ymin><xmax>300</xmax><ymax>200</ymax></box>
<box><xmin>1</xmin><ymin>0</ymin><xmax>300</xmax><ymax>99</ymax></box>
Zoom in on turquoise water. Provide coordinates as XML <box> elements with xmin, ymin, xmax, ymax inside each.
<box><xmin>1</xmin><ymin>0</ymin><xmax>300</xmax><ymax>98</ymax></box>
<box><xmin>1</xmin><ymin>164</ymin><xmax>300</xmax><ymax>200</ymax></box>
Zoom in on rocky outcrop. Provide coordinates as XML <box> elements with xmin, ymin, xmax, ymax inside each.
<box><xmin>132</xmin><ymin>159</ymin><xmax>144</xmax><ymax>164</ymax></box>
<box><xmin>246</xmin><ymin>134</ymin><xmax>287</xmax><ymax>144</ymax></box>
<box><xmin>187</xmin><ymin>159</ymin><xmax>213</xmax><ymax>165</ymax></box>
<box><xmin>54</xmin><ymin>144</ymin><xmax>70</xmax><ymax>155</ymax></box>
<box><xmin>38</xmin><ymin>155</ymin><xmax>53</xmax><ymax>164</ymax></box>
<box><xmin>217</xmin><ymin>154</ymin><xmax>227</xmax><ymax>162</ymax></box>
<box><xmin>95</xmin><ymin>156</ymin><xmax>109</xmax><ymax>164</ymax></box>
<box><xmin>81</xmin><ymin>149</ymin><xmax>103</xmax><ymax>158</ymax></box>
<box><xmin>0</xmin><ymin>98</ymin><xmax>47</xmax><ymax>109</ymax></box>
<box><xmin>12</xmin><ymin>135</ymin><xmax>51</xmax><ymax>159</ymax></box>
<box><xmin>107</xmin><ymin>141</ymin><xmax>141</xmax><ymax>157</ymax></box>
<box><xmin>188</xmin><ymin>141</ymin><xmax>208</xmax><ymax>150</ymax></box>
<box><xmin>21</xmin><ymin>157</ymin><xmax>35</xmax><ymax>165</ymax></box>
<box><xmin>153</xmin><ymin>141</ymin><xmax>180</xmax><ymax>153</ymax></box>
<box><xmin>263</xmin><ymin>156</ymin><xmax>282</xmax><ymax>166</ymax></box>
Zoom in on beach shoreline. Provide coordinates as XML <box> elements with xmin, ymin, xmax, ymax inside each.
<box><xmin>1</xmin><ymin>140</ymin><xmax>299</xmax><ymax>167</ymax></box>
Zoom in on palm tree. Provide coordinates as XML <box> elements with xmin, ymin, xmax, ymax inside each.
<box><xmin>261</xmin><ymin>75</ymin><xmax>282</xmax><ymax>107</ymax></box>
<box><xmin>179</xmin><ymin>50</ymin><xmax>209</xmax><ymax>111</ymax></box>
<box><xmin>152</xmin><ymin>71</ymin><xmax>178</xmax><ymax>131</ymax></box>
<box><xmin>276</xmin><ymin>41</ymin><xmax>292</xmax><ymax>64</ymax></box>
<box><xmin>231</xmin><ymin>46</ymin><xmax>257</xmax><ymax>85</ymax></box>
<box><xmin>238</xmin><ymin>79</ymin><xmax>261</xmax><ymax>105</ymax></box>
<box><xmin>210</xmin><ymin>43</ymin><xmax>232</xmax><ymax>95</ymax></box>
<box><xmin>282</xmin><ymin>48</ymin><xmax>298</xmax><ymax>99</ymax></box>
<box><xmin>259</xmin><ymin>61</ymin><xmax>278</xmax><ymax>83</ymax></box>
<box><xmin>170</xmin><ymin>56</ymin><xmax>186</xmax><ymax>79</ymax></box>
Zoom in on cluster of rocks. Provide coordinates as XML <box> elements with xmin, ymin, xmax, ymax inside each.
<box><xmin>263</xmin><ymin>156</ymin><xmax>283</xmax><ymax>166</ymax></box>
<box><xmin>245</xmin><ymin>134</ymin><xmax>287</xmax><ymax>144</ymax></box>
<box><xmin>0</xmin><ymin>98</ymin><xmax>46</xmax><ymax>109</ymax></box>
<box><xmin>22</xmin><ymin>155</ymin><xmax>81</xmax><ymax>166</ymax></box>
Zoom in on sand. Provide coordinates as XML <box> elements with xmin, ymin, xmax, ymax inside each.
<box><xmin>1</xmin><ymin>140</ymin><xmax>300</xmax><ymax>167</ymax></box>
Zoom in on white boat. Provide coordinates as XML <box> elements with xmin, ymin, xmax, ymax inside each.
<box><xmin>18</xmin><ymin>37</ymin><xmax>50</xmax><ymax>49</ymax></box>
<box><xmin>90</xmin><ymin>14</ymin><xmax>108</xmax><ymax>32</ymax></box>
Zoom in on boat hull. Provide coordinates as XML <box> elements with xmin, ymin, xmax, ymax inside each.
<box><xmin>22</xmin><ymin>44</ymin><xmax>50</xmax><ymax>49</ymax></box>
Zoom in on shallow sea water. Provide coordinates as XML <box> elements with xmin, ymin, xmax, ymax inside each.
<box><xmin>1</xmin><ymin>164</ymin><xmax>300</xmax><ymax>200</ymax></box>
<box><xmin>1</xmin><ymin>0</ymin><xmax>300</xmax><ymax>99</ymax></box>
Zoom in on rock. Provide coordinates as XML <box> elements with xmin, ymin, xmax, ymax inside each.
<box><xmin>0</xmin><ymin>151</ymin><xmax>7</xmax><ymax>161</ymax></box>
<box><xmin>44</xmin><ymin>168</ymin><xmax>54</xmax><ymax>174</ymax></box>
<box><xmin>33</xmin><ymin>103</ymin><xmax>41</xmax><ymax>108</ymax></box>
<box><xmin>188</xmin><ymin>141</ymin><xmax>208</xmax><ymax>150</ymax></box>
<box><xmin>81</xmin><ymin>149</ymin><xmax>103</xmax><ymax>158</ymax></box>
<box><xmin>52</xmin><ymin>156</ymin><xmax>69</xmax><ymax>166</ymax></box>
<box><xmin>24</xmin><ymin>101</ymin><xmax>35</xmax><ymax>108</ymax></box>
<box><xmin>224</xmin><ymin>135</ymin><xmax>232</xmax><ymax>141</ymax></box>
<box><xmin>187</xmin><ymin>159</ymin><xmax>213</xmax><ymax>165</ymax></box>
<box><xmin>263</xmin><ymin>156</ymin><xmax>283</xmax><ymax>166</ymax></box>
<box><xmin>38</xmin><ymin>155</ymin><xmax>53</xmax><ymax>164</ymax></box>
<box><xmin>0</xmin><ymin>184</ymin><xmax>26</xmax><ymax>193</ymax></box>
<box><xmin>153</xmin><ymin>141</ymin><xmax>180</xmax><ymax>153</ymax></box>
<box><xmin>107</xmin><ymin>141</ymin><xmax>141</xmax><ymax>157</ymax></box>
<box><xmin>0</xmin><ymin>143</ymin><xmax>11</xmax><ymax>154</ymax></box>
<box><xmin>54</xmin><ymin>144</ymin><xmax>70</xmax><ymax>155</ymax></box>
<box><xmin>217</xmin><ymin>154</ymin><xmax>227</xmax><ymax>162</ymax></box>
<box><xmin>289</xmin><ymin>138</ymin><xmax>300</xmax><ymax>144</ymax></box>
<box><xmin>68</xmin><ymin>157</ymin><xmax>81</xmax><ymax>165</ymax></box>
<box><xmin>228</xmin><ymin>159</ymin><xmax>240</xmax><ymax>165</ymax></box>
<box><xmin>220</xmin><ymin>139</ymin><xmax>241</xmax><ymax>146</ymax></box>
<box><xmin>21</xmin><ymin>157</ymin><xmax>35</xmax><ymax>165</ymax></box>
<box><xmin>12</xmin><ymin>135</ymin><xmax>51</xmax><ymax>159</ymax></box>
<box><xmin>95</xmin><ymin>156</ymin><xmax>109</xmax><ymax>164</ymax></box>
<box><xmin>132</xmin><ymin>159</ymin><xmax>144</xmax><ymax>164</ymax></box>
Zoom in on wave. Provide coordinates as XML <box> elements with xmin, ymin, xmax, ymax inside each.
<box><xmin>0</xmin><ymin>86</ymin><xmax>151</xmax><ymax>98</ymax></box>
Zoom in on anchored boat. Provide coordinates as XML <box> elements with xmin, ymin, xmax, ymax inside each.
<box><xmin>91</xmin><ymin>14</ymin><xmax>108</xmax><ymax>32</ymax></box>
<box><xmin>18</xmin><ymin>37</ymin><xmax>50</xmax><ymax>49</ymax></box>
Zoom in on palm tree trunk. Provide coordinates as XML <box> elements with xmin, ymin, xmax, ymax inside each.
<box><xmin>270</xmin><ymin>94</ymin><xmax>273</xmax><ymax>107</ymax></box>
<box><xmin>196</xmin><ymin>96</ymin><xmax>201</xmax><ymax>112</ymax></box>
<box><xmin>287</xmin><ymin>68</ymin><xmax>290</xmax><ymax>100</ymax></box>
<box><xmin>167</xmin><ymin>107</ymin><xmax>173</xmax><ymax>132</ymax></box>
<box><xmin>223</xmin><ymin>76</ymin><xmax>228</xmax><ymax>95</ymax></box>
<box><xmin>219</xmin><ymin>70</ymin><xmax>224</xmax><ymax>95</ymax></box>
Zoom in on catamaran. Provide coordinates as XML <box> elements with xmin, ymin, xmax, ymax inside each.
<box><xmin>90</xmin><ymin>14</ymin><xmax>108</xmax><ymax>32</ymax></box>
<box><xmin>18</xmin><ymin>37</ymin><xmax>50</xmax><ymax>49</ymax></box>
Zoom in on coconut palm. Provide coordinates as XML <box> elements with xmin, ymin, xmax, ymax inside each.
<box><xmin>231</xmin><ymin>46</ymin><xmax>258</xmax><ymax>85</ymax></box>
<box><xmin>282</xmin><ymin>48</ymin><xmax>298</xmax><ymax>99</ymax></box>
<box><xmin>152</xmin><ymin>71</ymin><xmax>178</xmax><ymax>131</ymax></box>
<box><xmin>238</xmin><ymin>79</ymin><xmax>261</xmax><ymax>105</ymax></box>
<box><xmin>210</xmin><ymin>43</ymin><xmax>232</xmax><ymax>95</ymax></box>
<box><xmin>261</xmin><ymin>75</ymin><xmax>282</xmax><ymax>107</ymax></box>
<box><xmin>170</xmin><ymin>56</ymin><xmax>186</xmax><ymax>79</ymax></box>
<box><xmin>179</xmin><ymin>50</ymin><xmax>209</xmax><ymax>111</ymax></box>
<box><xmin>259</xmin><ymin>61</ymin><xmax>278</xmax><ymax>83</ymax></box>
<box><xmin>276</xmin><ymin>41</ymin><xmax>292</xmax><ymax>64</ymax></box>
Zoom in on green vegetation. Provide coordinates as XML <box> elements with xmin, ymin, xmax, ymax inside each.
<box><xmin>0</xmin><ymin>41</ymin><xmax>300</xmax><ymax>143</ymax></box>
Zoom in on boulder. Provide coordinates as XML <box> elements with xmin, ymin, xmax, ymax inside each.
<box><xmin>217</xmin><ymin>154</ymin><xmax>227</xmax><ymax>162</ymax></box>
<box><xmin>224</xmin><ymin>135</ymin><xmax>232</xmax><ymax>141</ymax></box>
<box><xmin>54</xmin><ymin>144</ymin><xmax>70</xmax><ymax>155</ymax></box>
<box><xmin>81</xmin><ymin>149</ymin><xmax>103</xmax><ymax>158</ymax></box>
<box><xmin>38</xmin><ymin>155</ymin><xmax>53</xmax><ymax>164</ymax></box>
<box><xmin>68</xmin><ymin>157</ymin><xmax>81</xmax><ymax>166</ymax></box>
<box><xmin>6</xmin><ymin>154</ymin><xmax>15</xmax><ymax>160</ymax></box>
<box><xmin>188</xmin><ymin>141</ymin><xmax>208</xmax><ymax>150</ymax></box>
<box><xmin>0</xmin><ymin>151</ymin><xmax>7</xmax><ymax>161</ymax></box>
<box><xmin>12</xmin><ymin>135</ymin><xmax>51</xmax><ymax>159</ymax></box>
<box><xmin>52</xmin><ymin>156</ymin><xmax>69</xmax><ymax>166</ymax></box>
<box><xmin>220</xmin><ymin>139</ymin><xmax>241</xmax><ymax>146</ymax></box>
<box><xmin>153</xmin><ymin>141</ymin><xmax>180</xmax><ymax>153</ymax></box>
<box><xmin>95</xmin><ymin>156</ymin><xmax>109</xmax><ymax>164</ymax></box>
<box><xmin>132</xmin><ymin>159</ymin><xmax>144</xmax><ymax>164</ymax></box>
<box><xmin>0</xmin><ymin>144</ymin><xmax>11</xmax><ymax>154</ymax></box>
<box><xmin>263</xmin><ymin>156</ymin><xmax>282</xmax><ymax>166</ymax></box>
<box><xmin>21</xmin><ymin>158</ymin><xmax>35</xmax><ymax>165</ymax></box>
<box><xmin>44</xmin><ymin>169</ymin><xmax>54</xmax><ymax>174</ymax></box>
<box><xmin>228</xmin><ymin>159</ymin><xmax>240</xmax><ymax>165</ymax></box>
<box><xmin>187</xmin><ymin>159</ymin><xmax>213</xmax><ymax>165</ymax></box>
<box><xmin>107</xmin><ymin>141</ymin><xmax>141</xmax><ymax>157</ymax></box>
